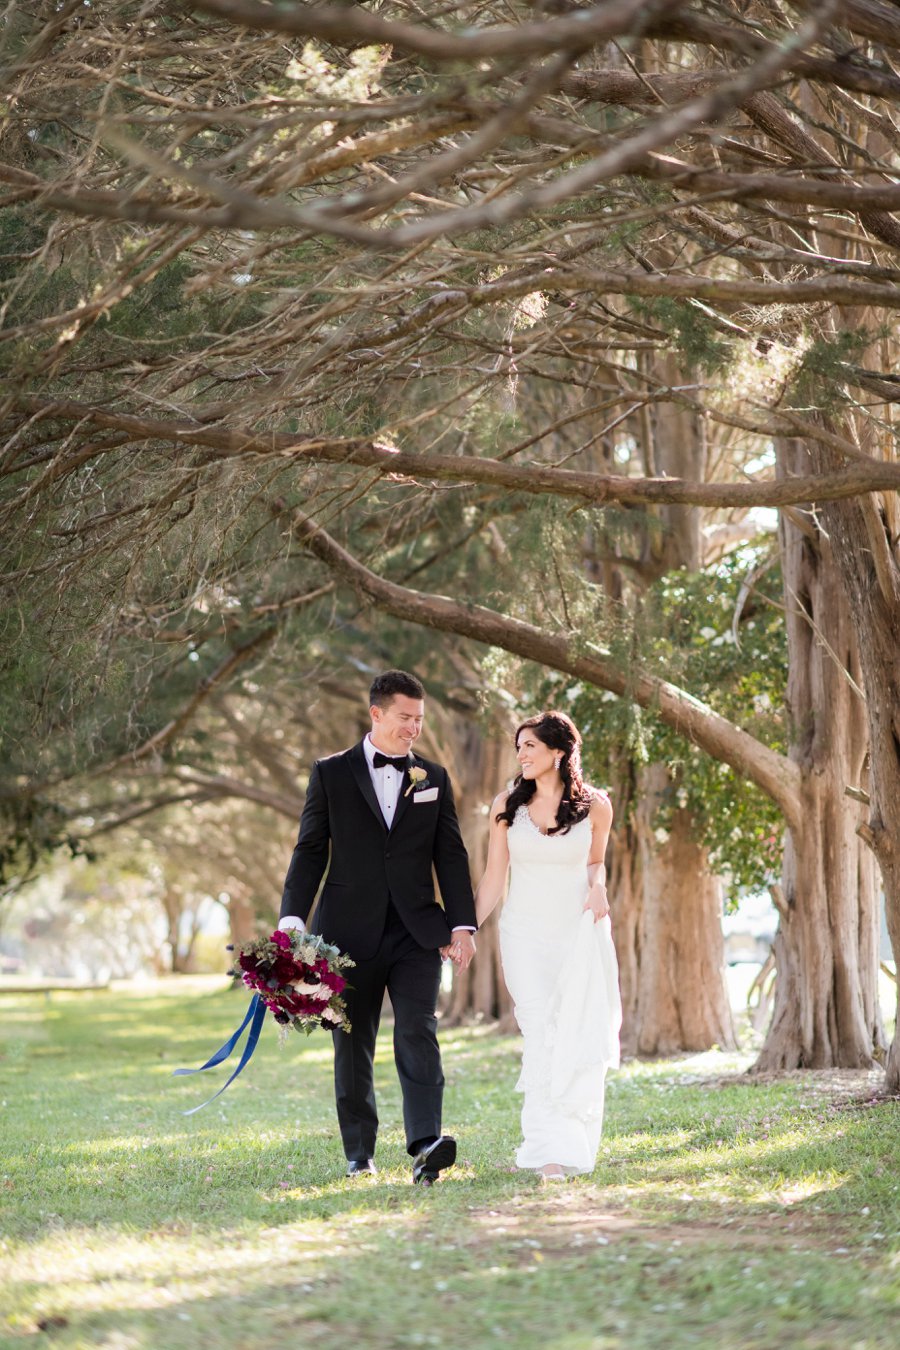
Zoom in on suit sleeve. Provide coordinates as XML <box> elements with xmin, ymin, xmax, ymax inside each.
<box><xmin>279</xmin><ymin>761</ymin><xmax>331</xmax><ymax>923</ymax></box>
<box><xmin>432</xmin><ymin>770</ymin><xmax>477</xmax><ymax>931</ymax></box>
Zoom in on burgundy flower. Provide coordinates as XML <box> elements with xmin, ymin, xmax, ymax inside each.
<box><xmin>286</xmin><ymin>991</ymin><xmax>330</xmax><ymax>1017</ymax></box>
<box><xmin>264</xmin><ymin>954</ymin><xmax>294</xmax><ymax>984</ymax></box>
<box><xmin>233</xmin><ymin>931</ymin><xmax>352</xmax><ymax>1036</ymax></box>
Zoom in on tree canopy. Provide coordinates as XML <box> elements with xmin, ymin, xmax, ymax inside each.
<box><xmin>2</xmin><ymin>1</ymin><xmax>899</xmax><ymax>1080</ymax></box>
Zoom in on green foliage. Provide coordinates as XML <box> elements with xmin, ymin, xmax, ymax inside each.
<box><xmin>0</xmin><ymin>794</ymin><xmax>88</xmax><ymax>894</ymax></box>
<box><xmin>0</xmin><ymin>209</ymin><xmax>46</xmax><ymax>283</ymax></box>
<box><xmin>630</xmin><ymin>297</ymin><xmax>730</xmax><ymax>371</ymax></box>
<box><xmin>0</xmin><ymin>216</ymin><xmax>79</xmax><ymax>329</ymax></box>
<box><xmin>0</xmin><ymin>220</ymin><xmax>267</xmax><ymax>390</ymax></box>
<box><xmin>0</xmin><ymin>475</ymin><xmax>311</xmax><ymax>830</ymax></box>
<box><xmin>789</xmin><ymin>329</ymin><xmax>873</xmax><ymax>407</ymax></box>
<box><xmin>0</xmin><ymin>603</ymin><xmax>269</xmax><ymax>780</ymax></box>
<box><xmin>521</xmin><ymin>547</ymin><xmax>787</xmax><ymax>897</ymax></box>
<box><xmin>100</xmin><ymin>258</ymin><xmax>196</xmax><ymax>340</ymax></box>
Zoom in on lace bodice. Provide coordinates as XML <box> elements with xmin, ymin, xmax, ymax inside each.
<box><xmin>502</xmin><ymin>805</ymin><xmax>593</xmax><ymax>926</ymax></box>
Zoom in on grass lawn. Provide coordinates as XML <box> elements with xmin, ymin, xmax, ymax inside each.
<box><xmin>1</xmin><ymin>978</ymin><xmax>898</xmax><ymax>1350</ymax></box>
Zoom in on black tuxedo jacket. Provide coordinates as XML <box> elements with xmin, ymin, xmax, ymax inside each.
<box><xmin>279</xmin><ymin>741</ymin><xmax>476</xmax><ymax>961</ymax></box>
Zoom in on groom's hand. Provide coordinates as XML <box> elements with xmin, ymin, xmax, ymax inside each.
<box><xmin>449</xmin><ymin>930</ymin><xmax>476</xmax><ymax>970</ymax></box>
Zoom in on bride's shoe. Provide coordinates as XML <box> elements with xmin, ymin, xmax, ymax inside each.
<box><xmin>539</xmin><ymin>1164</ymin><xmax>567</xmax><ymax>1183</ymax></box>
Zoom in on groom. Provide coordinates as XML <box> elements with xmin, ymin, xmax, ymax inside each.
<box><xmin>278</xmin><ymin>669</ymin><xmax>477</xmax><ymax>1184</ymax></box>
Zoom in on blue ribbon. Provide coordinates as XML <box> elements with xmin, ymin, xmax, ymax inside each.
<box><xmin>172</xmin><ymin>993</ymin><xmax>268</xmax><ymax>1115</ymax></box>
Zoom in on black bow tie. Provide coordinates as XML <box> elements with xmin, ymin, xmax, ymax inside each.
<box><xmin>372</xmin><ymin>752</ymin><xmax>410</xmax><ymax>771</ymax></box>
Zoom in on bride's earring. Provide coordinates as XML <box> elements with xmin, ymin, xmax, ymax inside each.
<box><xmin>554</xmin><ymin>756</ymin><xmax>562</xmax><ymax>771</ymax></box>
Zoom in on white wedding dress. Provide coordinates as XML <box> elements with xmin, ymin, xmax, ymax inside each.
<box><xmin>498</xmin><ymin>803</ymin><xmax>622</xmax><ymax>1174</ymax></box>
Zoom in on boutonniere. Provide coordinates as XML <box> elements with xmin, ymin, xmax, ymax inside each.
<box><xmin>404</xmin><ymin>766</ymin><xmax>429</xmax><ymax>798</ymax></box>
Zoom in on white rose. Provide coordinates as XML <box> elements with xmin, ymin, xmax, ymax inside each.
<box><xmin>291</xmin><ymin>980</ymin><xmax>323</xmax><ymax>995</ymax></box>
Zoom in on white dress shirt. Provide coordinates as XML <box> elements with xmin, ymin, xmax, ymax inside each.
<box><xmin>279</xmin><ymin>736</ymin><xmax>473</xmax><ymax>935</ymax></box>
<box><xmin>362</xmin><ymin>732</ymin><xmax>403</xmax><ymax>828</ymax></box>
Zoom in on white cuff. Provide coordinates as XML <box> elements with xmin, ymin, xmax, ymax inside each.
<box><xmin>451</xmin><ymin>926</ymin><xmax>476</xmax><ymax>933</ymax></box>
<box><xmin>278</xmin><ymin>915</ymin><xmax>306</xmax><ymax>932</ymax></box>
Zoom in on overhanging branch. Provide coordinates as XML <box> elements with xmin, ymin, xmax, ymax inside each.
<box><xmin>286</xmin><ymin>510</ymin><xmax>804</xmax><ymax>831</ymax></box>
<box><xmin>7</xmin><ymin>396</ymin><xmax>900</xmax><ymax>512</ymax></box>
<box><xmin>86</xmin><ymin>625</ymin><xmax>280</xmax><ymax>778</ymax></box>
<box><xmin>192</xmin><ymin>0</ymin><xmax>682</xmax><ymax>62</ymax></box>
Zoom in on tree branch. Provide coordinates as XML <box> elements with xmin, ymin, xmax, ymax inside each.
<box><xmin>11</xmin><ymin>124</ymin><xmax>900</xmax><ymax>247</ymax></box>
<box><xmin>90</xmin><ymin>625</ymin><xmax>279</xmax><ymax>776</ymax></box>
<box><xmin>0</xmin><ymin>4</ymin><xmax>858</xmax><ymax>253</ymax></box>
<box><xmin>560</xmin><ymin>74</ymin><xmax>900</xmax><ymax>252</ymax></box>
<box><xmin>85</xmin><ymin>790</ymin><xmax>215</xmax><ymax>837</ymax></box>
<box><xmin>792</xmin><ymin>0</ymin><xmax>900</xmax><ymax>50</ymax></box>
<box><xmin>285</xmin><ymin>510</ymin><xmax>803</xmax><ymax>831</ymax></box>
<box><xmin>192</xmin><ymin>0</ymin><xmax>682</xmax><ymax>62</ymax></box>
<box><xmin>171</xmin><ymin>769</ymin><xmax>302</xmax><ymax>820</ymax></box>
<box><xmin>9</xmin><ymin>395</ymin><xmax>900</xmax><ymax>511</ymax></box>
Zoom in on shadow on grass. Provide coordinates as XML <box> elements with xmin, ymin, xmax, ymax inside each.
<box><xmin>7</xmin><ymin>1099</ymin><xmax>899</xmax><ymax>1246</ymax></box>
<box><xmin>8</xmin><ymin>1181</ymin><xmax>899</xmax><ymax>1350</ymax></box>
<box><xmin>4</xmin><ymin>988</ymin><xmax>899</xmax><ymax>1242</ymax></box>
<box><xmin>4</xmin><ymin>988</ymin><xmax>900</xmax><ymax>1350</ymax></box>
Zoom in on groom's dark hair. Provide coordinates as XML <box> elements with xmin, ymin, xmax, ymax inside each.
<box><xmin>369</xmin><ymin>669</ymin><xmax>426</xmax><ymax>708</ymax></box>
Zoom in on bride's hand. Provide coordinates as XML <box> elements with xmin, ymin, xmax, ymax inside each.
<box><xmin>448</xmin><ymin>931</ymin><xmax>476</xmax><ymax>970</ymax></box>
<box><xmin>584</xmin><ymin>885</ymin><xmax>610</xmax><ymax>922</ymax></box>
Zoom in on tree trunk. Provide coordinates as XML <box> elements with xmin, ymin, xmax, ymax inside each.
<box><xmin>227</xmin><ymin>891</ymin><xmax>257</xmax><ymax>952</ymax></box>
<box><xmin>419</xmin><ymin>707</ymin><xmax>515</xmax><ymax>1026</ymax></box>
<box><xmin>604</xmin><ymin>356</ymin><xmax>735</xmax><ymax>1055</ymax></box>
<box><xmin>161</xmin><ymin>887</ymin><xmax>196</xmax><ymax>974</ymax></box>
<box><xmin>755</xmin><ymin>441</ymin><xmax>884</xmax><ymax>1069</ymax></box>
<box><xmin>762</xmin><ymin>778</ymin><xmax>882</xmax><ymax>1067</ymax></box>
<box><xmin>810</xmin><ymin>435</ymin><xmax>900</xmax><ymax>1088</ymax></box>
<box><xmin>631</xmin><ymin>764</ymin><xmax>737</xmax><ymax>1053</ymax></box>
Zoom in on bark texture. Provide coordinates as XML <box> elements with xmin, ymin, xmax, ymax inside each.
<box><xmin>419</xmin><ymin>710</ymin><xmax>516</xmax><ymax>1028</ymax></box>
<box><xmin>632</xmin><ymin>766</ymin><xmax>737</xmax><ymax>1054</ymax></box>
<box><xmin>811</xmin><ymin>443</ymin><xmax>900</xmax><ymax>1087</ymax></box>
<box><xmin>755</xmin><ymin>440</ymin><xmax>885</xmax><ymax>1069</ymax></box>
<box><xmin>602</xmin><ymin>354</ymin><xmax>735</xmax><ymax>1055</ymax></box>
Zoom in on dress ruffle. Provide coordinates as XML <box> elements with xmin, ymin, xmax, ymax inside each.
<box><xmin>513</xmin><ymin>910</ymin><xmax>621</xmax><ymax>1120</ymax></box>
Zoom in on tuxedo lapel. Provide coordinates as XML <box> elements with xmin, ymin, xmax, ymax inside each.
<box><xmin>388</xmin><ymin>753</ymin><xmax>419</xmax><ymax>835</ymax></box>
<box><xmin>347</xmin><ymin>740</ymin><xmax>387</xmax><ymax>831</ymax></box>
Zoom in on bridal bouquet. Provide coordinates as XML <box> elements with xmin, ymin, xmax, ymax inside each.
<box><xmin>230</xmin><ymin>929</ymin><xmax>355</xmax><ymax>1036</ymax></box>
<box><xmin>175</xmin><ymin>929</ymin><xmax>355</xmax><ymax>1114</ymax></box>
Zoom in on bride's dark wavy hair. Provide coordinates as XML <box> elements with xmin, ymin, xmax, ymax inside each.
<box><xmin>496</xmin><ymin>711</ymin><xmax>593</xmax><ymax>835</ymax></box>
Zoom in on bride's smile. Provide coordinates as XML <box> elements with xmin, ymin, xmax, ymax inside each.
<box><xmin>516</xmin><ymin>732</ymin><xmax>558</xmax><ymax>781</ymax></box>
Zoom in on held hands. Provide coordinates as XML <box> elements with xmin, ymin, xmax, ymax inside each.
<box><xmin>583</xmin><ymin>883</ymin><xmax>610</xmax><ymax>922</ymax></box>
<box><xmin>444</xmin><ymin>930</ymin><xmax>476</xmax><ymax>971</ymax></box>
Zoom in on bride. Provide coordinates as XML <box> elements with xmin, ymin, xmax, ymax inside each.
<box><xmin>465</xmin><ymin>710</ymin><xmax>621</xmax><ymax>1181</ymax></box>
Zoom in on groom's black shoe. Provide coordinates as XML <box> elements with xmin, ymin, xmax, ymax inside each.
<box><xmin>346</xmin><ymin>1159</ymin><xmax>377</xmax><ymax>1177</ymax></box>
<box><xmin>412</xmin><ymin>1135</ymin><xmax>456</xmax><ymax>1186</ymax></box>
